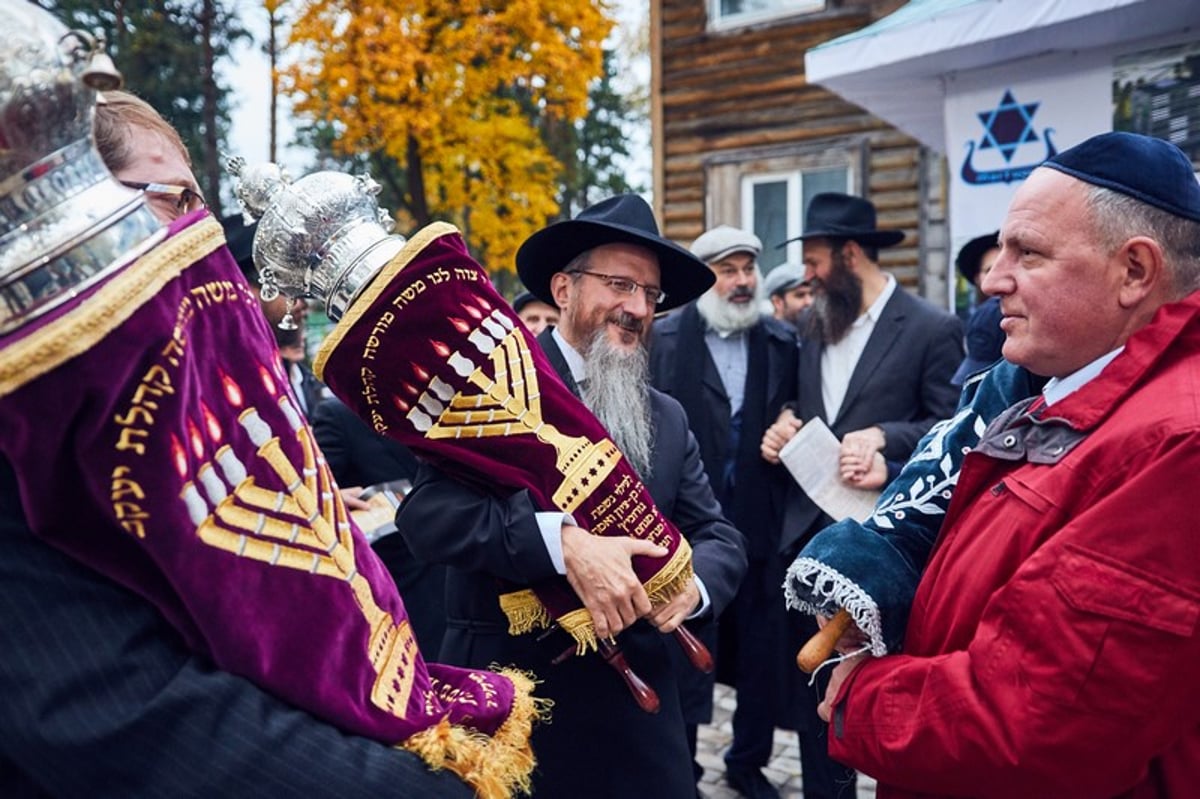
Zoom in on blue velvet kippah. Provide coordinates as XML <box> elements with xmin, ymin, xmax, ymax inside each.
<box><xmin>1042</xmin><ymin>132</ymin><xmax>1200</xmax><ymax>223</ymax></box>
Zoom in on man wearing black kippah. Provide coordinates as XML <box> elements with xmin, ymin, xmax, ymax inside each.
<box><xmin>814</xmin><ymin>131</ymin><xmax>1200</xmax><ymax>798</ymax></box>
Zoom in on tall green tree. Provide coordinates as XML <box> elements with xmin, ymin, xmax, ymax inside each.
<box><xmin>37</xmin><ymin>0</ymin><xmax>247</xmax><ymax>215</ymax></box>
<box><xmin>547</xmin><ymin>48</ymin><xmax>643</xmax><ymax>221</ymax></box>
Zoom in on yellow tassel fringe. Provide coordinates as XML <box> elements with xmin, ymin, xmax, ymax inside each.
<box><xmin>498</xmin><ymin>540</ymin><xmax>697</xmax><ymax>654</ymax></box>
<box><xmin>401</xmin><ymin>667</ymin><xmax>551</xmax><ymax>799</ymax></box>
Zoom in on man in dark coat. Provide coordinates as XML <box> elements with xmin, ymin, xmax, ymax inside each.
<box><xmin>764</xmin><ymin>193</ymin><xmax>963</xmax><ymax>799</ymax></box>
<box><xmin>650</xmin><ymin>225</ymin><xmax>798</xmax><ymax>799</ymax></box>
<box><xmin>395</xmin><ymin>195</ymin><xmax>746</xmax><ymax>799</ymax></box>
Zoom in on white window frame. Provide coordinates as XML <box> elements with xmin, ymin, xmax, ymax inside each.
<box><xmin>709</xmin><ymin>0</ymin><xmax>826</xmax><ymax>31</ymax></box>
<box><xmin>739</xmin><ymin>165</ymin><xmax>853</xmax><ymax>269</ymax></box>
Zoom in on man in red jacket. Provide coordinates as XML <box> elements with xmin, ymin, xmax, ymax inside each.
<box><xmin>817</xmin><ymin>131</ymin><xmax>1200</xmax><ymax>798</ymax></box>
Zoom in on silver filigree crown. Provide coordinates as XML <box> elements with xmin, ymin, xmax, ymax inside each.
<box><xmin>226</xmin><ymin>156</ymin><xmax>406</xmax><ymax>326</ymax></box>
<box><xmin>0</xmin><ymin>0</ymin><xmax>159</xmax><ymax>336</ymax></box>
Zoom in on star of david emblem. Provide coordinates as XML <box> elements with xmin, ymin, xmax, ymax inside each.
<box><xmin>976</xmin><ymin>90</ymin><xmax>1040</xmax><ymax>164</ymax></box>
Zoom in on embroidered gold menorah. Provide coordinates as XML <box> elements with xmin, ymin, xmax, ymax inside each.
<box><xmin>179</xmin><ymin>391</ymin><xmax>425</xmax><ymax>721</ymax></box>
<box><xmin>414</xmin><ymin>316</ymin><xmax>621</xmax><ymax>515</ymax></box>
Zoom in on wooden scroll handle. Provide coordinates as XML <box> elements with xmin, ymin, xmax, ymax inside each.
<box><xmin>796</xmin><ymin>608</ymin><xmax>853</xmax><ymax>673</ymax></box>
<box><xmin>599</xmin><ymin>639</ymin><xmax>661</xmax><ymax>714</ymax></box>
<box><xmin>672</xmin><ymin>626</ymin><xmax>714</xmax><ymax>674</ymax></box>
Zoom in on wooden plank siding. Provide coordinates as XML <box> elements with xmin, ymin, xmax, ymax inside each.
<box><xmin>651</xmin><ymin>0</ymin><xmax>951</xmax><ymax>301</ymax></box>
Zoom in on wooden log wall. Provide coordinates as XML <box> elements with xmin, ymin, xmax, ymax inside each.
<box><xmin>652</xmin><ymin>0</ymin><xmax>949</xmax><ymax>297</ymax></box>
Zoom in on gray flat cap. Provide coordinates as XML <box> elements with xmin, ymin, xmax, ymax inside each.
<box><xmin>762</xmin><ymin>263</ymin><xmax>808</xmax><ymax>297</ymax></box>
<box><xmin>690</xmin><ymin>225</ymin><xmax>762</xmax><ymax>263</ymax></box>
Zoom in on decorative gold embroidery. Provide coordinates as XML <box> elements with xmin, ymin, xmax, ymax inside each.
<box><xmin>186</xmin><ymin>394</ymin><xmax>419</xmax><ymax>719</ymax></box>
<box><xmin>0</xmin><ymin>217</ymin><xmax>224</xmax><ymax>398</ymax></box>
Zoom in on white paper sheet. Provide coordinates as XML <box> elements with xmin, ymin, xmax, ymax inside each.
<box><xmin>778</xmin><ymin>417</ymin><xmax>880</xmax><ymax>523</ymax></box>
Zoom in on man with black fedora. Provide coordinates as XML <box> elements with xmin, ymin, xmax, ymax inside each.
<box><xmin>761</xmin><ymin>192</ymin><xmax>961</xmax><ymax>799</ymax></box>
<box><xmin>396</xmin><ymin>194</ymin><xmax>746</xmax><ymax>798</ymax></box>
<box><xmin>952</xmin><ymin>231</ymin><xmax>1005</xmax><ymax>385</ymax></box>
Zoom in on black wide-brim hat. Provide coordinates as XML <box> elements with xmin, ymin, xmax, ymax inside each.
<box><xmin>955</xmin><ymin>231</ymin><xmax>1000</xmax><ymax>285</ymax></box>
<box><xmin>777</xmin><ymin>192</ymin><xmax>905</xmax><ymax>249</ymax></box>
<box><xmin>516</xmin><ymin>194</ymin><xmax>714</xmax><ymax>313</ymax></box>
<box><xmin>220</xmin><ymin>213</ymin><xmax>259</xmax><ymax>282</ymax></box>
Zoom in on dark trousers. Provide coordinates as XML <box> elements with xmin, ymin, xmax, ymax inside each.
<box><xmin>793</xmin><ymin>613</ymin><xmax>857</xmax><ymax>799</ymax></box>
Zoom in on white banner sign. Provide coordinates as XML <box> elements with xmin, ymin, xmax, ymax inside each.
<box><xmin>945</xmin><ymin>57</ymin><xmax>1112</xmax><ymax>261</ymax></box>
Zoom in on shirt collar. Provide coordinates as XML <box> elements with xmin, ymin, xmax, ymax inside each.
<box><xmin>552</xmin><ymin>326</ymin><xmax>588</xmax><ymax>385</ymax></box>
<box><xmin>864</xmin><ymin>273</ymin><xmax>896</xmax><ymax>324</ymax></box>
<box><xmin>1042</xmin><ymin>347</ymin><xmax>1125</xmax><ymax>407</ymax></box>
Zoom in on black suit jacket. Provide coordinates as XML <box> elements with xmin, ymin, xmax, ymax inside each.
<box><xmin>781</xmin><ymin>287</ymin><xmax>963</xmax><ymax>555</ymax></box>
<box><xmin>0</xmin><ymin>456</ymin><xmax>471</xmax><ymax>798</ymax></box>
<box><xmin>395</xmin><ymin>328</ymin><xmax>745</xmax><ymax>798</ymax></box>
<box><xmin>650</xmin><ymin>304</ymin><xmax>797</xmax><ymax>560</ymax></box>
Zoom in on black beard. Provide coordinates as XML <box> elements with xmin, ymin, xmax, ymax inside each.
<box><xmin>805</xmin><ymin>250</ymin><xmax>862</xmax><ymax>344</ymax></box>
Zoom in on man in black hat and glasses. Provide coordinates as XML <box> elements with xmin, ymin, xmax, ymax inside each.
<box><xmin>761</xmin><ymin>192</ymin><xmax>962</xmax><ymax>799</ymax></box>
<box><xmin>395</xmin><ymin>194</ymin><xmax>746</xmax><ymax>799</ymax></box>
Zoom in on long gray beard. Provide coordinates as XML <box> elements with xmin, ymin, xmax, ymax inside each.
<box><xmin>580</xmin><ymin>329</ymin><xmax>655</xmax><ymax>479</ymax></box>
<box><xmin>695</xmin><ymin>279</ymin><xmax>763</xmax><ymax>335</ymax></box>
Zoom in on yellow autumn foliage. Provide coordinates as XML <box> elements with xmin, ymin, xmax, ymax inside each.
<box><xmin>284</xmin><ymin>0</ymin><xmax>613</xmax><ymax>274</ymax></box>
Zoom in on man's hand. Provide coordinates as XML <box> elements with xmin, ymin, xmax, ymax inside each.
<box><xmin>338</xmin><ymin>486</ymin><xmax>370</xmax><ymax>511</ymax></box>
<box><xmin>817</xmin><ymin>653</ymin><xmax>866</xmax><ymax>723</ymax></box>
<box><xmin>761</xmin><ymin>407</ymin><xmax>804</xmax><ymax>464</ymax></box>
<box><xmin>839</xmin><ymin>449</ymin><xmax>888</xmax><ymax>490</ymax></box>
<box><xmin>561</xmin><ymin>525</ymin><xmax>668</xmax><ymax>639</ymax></box>
<box><xmin>645</xmin><ymin>580</ymin><xmax>701</xmax><ymax>634</ymax></box>
<box><xmin>840</xmin><ymin>426</ymin><xmax>886</xmax><ymax>458</ymax></box>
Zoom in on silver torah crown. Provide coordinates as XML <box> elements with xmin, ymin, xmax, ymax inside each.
<box><xmin>226</xmin><ymin>156</ymin><xmax>406</xmax><ymax>324</ymax></box>
<box><xmin>0</xmin><ymin>0</ymin><xmax>161</xmax><ymax>336</ymax></box>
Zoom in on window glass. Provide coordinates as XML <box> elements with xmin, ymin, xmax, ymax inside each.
<box><xmin>713</xmin><ymin>0</ymin><xmax>825</xmax><ymax>28</ymax></box>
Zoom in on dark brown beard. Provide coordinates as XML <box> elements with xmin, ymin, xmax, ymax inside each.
<box><xmin>805</xmin><ymin>248</ymin><xmax>863</xmax><ymax>344</ymax></box>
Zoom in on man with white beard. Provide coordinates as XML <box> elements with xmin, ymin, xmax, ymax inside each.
<box><xmin>395</xmin><ymin>194</ymin><xmax>746</xmax><ymax>799</ymax></box>
<box><xmin>650</xmin><ymin>225</ymin><xmax>799</xmax><ymax>799</ymax></box>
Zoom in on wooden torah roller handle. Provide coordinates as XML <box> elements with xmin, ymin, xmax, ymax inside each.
<box><xmin>598</xmin><ymin>639</ymin><xmax>661</xmax><ymax>714</ymax></box>
<box><xmin>796</xmin><ymin>608</ymin><xmax>853</xmax><ymax>673</ymax></box>
<box><xmin>672</xmin><ymin>626</ymin><xmax>714</xmax><ymax>674</ymax></box>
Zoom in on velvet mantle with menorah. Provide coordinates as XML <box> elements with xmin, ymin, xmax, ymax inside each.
<box><xmin>0</xmin><ymin>213</ymin><xmax>541</xmax><ymax>799</ymax></box>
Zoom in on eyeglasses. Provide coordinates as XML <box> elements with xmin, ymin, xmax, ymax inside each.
<box><xmin>570</xmin><ymin>269</ymin><xmax>667</xmax><ymax>307</ymax></box>
<box><xmin>120</xmin><ymin>180</ymin><xmax>207</xmax><ymax>218</ymax></box>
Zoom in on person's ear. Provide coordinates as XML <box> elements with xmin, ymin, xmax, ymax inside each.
<box><xmin>550</xmin><ymin>272</ymin><xmax>572</xmax><ymax>309</ymax></box>
<box><xmin>1117</xmin><ymin>236</ymin><xmax>1167</xmax><ymax>308</ymax></box>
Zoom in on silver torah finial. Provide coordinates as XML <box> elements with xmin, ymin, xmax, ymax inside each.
<box><xmin>225</xmin><ymin>157</ymin><xmax>404</xmax><ymax>322</ymax></box>
<box><xmin>0</xmin><ymin>0</ymin><xmax>161</xmax><ymax>336</ymax></box>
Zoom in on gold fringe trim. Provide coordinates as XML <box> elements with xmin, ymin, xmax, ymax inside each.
<box><xmin>0</xmin><ymin>216</ymin><xmax>225</xmax><ymax>398</ymax></box>
<box><xmin>313</xmin><ymin>220</ymin><xmax>461</xmax><ymax>380</ymax></box>
<box><xmin>556</xmin><ymin>607</ymin><xmax>599</xmax><ymax>655</ymax></box>
<box><xmin>500</xmin><ymin>541</ymin><xmax>698</xmax><ymax>654</ymax></box>
<box><xmin>644</xmin><ymin>538</ymin><xmax>695</xmax><ymax>607</ymax></box>
<box><xmin>401</xmin><ymin>667</ymin><xmax>550</xmax><ymax>799</ymax></box>
<box><xmin>499</xmin><ymin>589</ymin><xmax>552</xmax><ymax>635</ymax></box>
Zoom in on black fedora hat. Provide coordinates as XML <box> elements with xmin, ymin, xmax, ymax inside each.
<box><xmin>955</xmin><ymin>231</ymin><xmax>1000</xmax><ymax>285</ymax></box>
<box><xmin>516</xmin><ymin>194</ymin><xmax>714</xmax><ymax>312</ymax></box>
<box><xmin>778</xmin><ymin>193</ymin><xmax>904</xmax><ymax>249</ymax></box>
<box><xmin>220</xmin><ymin>213</ymin><xmax>259</xmax><ymax>283</ymax></box>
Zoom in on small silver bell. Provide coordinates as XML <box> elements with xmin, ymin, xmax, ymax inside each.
<box><xmin>82</xmin><ymin>51</ymin><xmax>122</xmax><ymax>91</ymax></box>
<box><xmin>277</xmin><ymin>310</ymin><xmax>299</xmax><ymax>331</ymax></box>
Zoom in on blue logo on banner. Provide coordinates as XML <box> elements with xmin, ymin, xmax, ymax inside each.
<box><xmin>961</xmin><ymin>90</ymin><xmax>1057</xmax><ymax>185</ymax></box>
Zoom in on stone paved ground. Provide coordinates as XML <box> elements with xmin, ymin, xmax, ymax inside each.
<box><xmin>696</xmin><ymin>684</ymin><xmax>877</xmax><ymax>799</ymax></box>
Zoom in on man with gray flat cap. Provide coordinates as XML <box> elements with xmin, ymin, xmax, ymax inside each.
<box><xmin>650</xmin><ymin>224</ymin><xmax>797</xmax><ymax>797</ymax></box>
<box><xmin>397</xmin><ymin>194</ymin><xmax>746</xmax><ymax>799</ymax></box>
<box><xmin>761</xmin><ymin>193</ymin><xmax>962</xmax><ymax>799</ymax></box>
<box><xmin>762</xmin><ymin>262</ymin><xmax>813</xmax><ymax>327</ymax></box>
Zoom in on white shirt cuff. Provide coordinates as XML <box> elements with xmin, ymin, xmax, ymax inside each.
<box><xmin>536</xmin><ymin>511</ymin><xmax>571</xmax><ymax>574</ymax></box>
<box><xmin>688</xmin><ymin>576</ymin><xmax>711</xmax><ymax>618</ymax></box>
